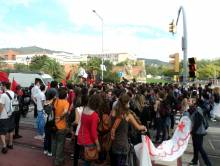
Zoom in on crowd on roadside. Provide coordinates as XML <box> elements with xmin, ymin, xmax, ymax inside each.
<box><xmin>0</xmin><ymin>78</ymin><xmax>220</xmax><ymax>166</ymax></box>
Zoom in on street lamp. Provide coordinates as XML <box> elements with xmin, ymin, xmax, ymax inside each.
<box><xmin>92</xmin><ymin>9</ymin><xmax>104</xmax><ymax>81</ymax></box>
<box><xmin>26</xmin><ymin>56</ymin><xmax>30</xmax><ymax>68</ymax></box>
<box><xmin>170</xmin><ymin>6</ymin><xmax>188</xmax><ymax>85</ymax></box>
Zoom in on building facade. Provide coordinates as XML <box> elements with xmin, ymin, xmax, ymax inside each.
<box><xmin>81</xmin><ymin>52</ymin><xmax>137</xmax><ymax>64</ymax></box>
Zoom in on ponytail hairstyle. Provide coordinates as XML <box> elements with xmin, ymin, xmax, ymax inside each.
<box><xmin>115</xmin><ymin>92</ymin><xmax>142</xmax><ymax>125</ymax></box>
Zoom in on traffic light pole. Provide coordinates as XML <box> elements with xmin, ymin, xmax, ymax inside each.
<box><xmin>176</xmin><ymin>6</ymin><xmax>188</xmax><ymax>85</ymax></box>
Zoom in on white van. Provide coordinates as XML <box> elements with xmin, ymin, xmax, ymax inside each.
<box><xmin>9</xmin><ymin>72</ymin><xmax>53</xmax><ymax>88</ymax></box>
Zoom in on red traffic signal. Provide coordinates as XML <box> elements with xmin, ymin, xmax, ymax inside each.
<box><xmin>188</xmin><ymin>57</ymin><xmax>196</xmax><ymax>78</ymax></box>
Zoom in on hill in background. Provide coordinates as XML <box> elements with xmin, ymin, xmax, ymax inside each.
<box><xmin>138</xmin><ymin>58</ymin><xmax>168</xmax><ymax>66</ymax></box>
<box><xmin>0</xmin><ymin>46</ymin><xmax>70</xmax><ymax>55</ymax></box>
<box><xmin>0</xmin><ymin>46</ymin><xmax>168</xmax><ymax>66</ymax></box>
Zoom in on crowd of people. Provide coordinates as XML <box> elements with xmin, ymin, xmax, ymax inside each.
<box><xmin>0</xmin><ymin>78</ymin><xmax>220</xmax><ymax>166</ymax></box>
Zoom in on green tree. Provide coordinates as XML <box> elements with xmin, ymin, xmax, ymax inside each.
<box><xmin>42</xmin><ymin>59</ymin><xmax>65</xmax><ymax>80</ymax></box>
<box><xmin>104</xmin><ymin>72</ymin><xmax>120</xmax><ymax>83</ymax></box>
<box><xmin>29</xmin><ymin>55</ymin><xmax>49</xmax><ymax>71</ymax></box>
<box><xmin>14</xmin><ymin>63</ymin><xmax>29</xmax><ymax>71</ymax></box>
<box><xmin>0</xmin><ymin>57</ymin><xmax>6</xmax><ymax>68</ymax></box>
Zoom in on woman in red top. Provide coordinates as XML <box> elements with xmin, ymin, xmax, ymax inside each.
<box><xmin>78</xmin><ymin>94</ymin><xmax>101</xmax><ymax>165</ymax></box>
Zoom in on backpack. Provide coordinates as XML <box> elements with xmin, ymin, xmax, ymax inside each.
<box><xmin>203</xmin><ymin>115</ymin><xmax>209</xmax><ymax>130</ymax></box>
<box><xmin>5</xmin><ymin>92</ymin><xmax>14</xmax><ymax>115</ymax></box>
<box><xmin>197</xmin><ymin>107</ymin><xmax>209</xmax><ymax>130</ymax></box>
<box><xmin>44</xmin><ymin>99</ymin><xmax>57</xmax><ymax>132</ymax></box>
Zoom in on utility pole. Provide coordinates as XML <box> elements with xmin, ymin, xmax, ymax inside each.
<box><xmin>170</xmin><ymin>6</ymin><xmax>188</xmax><ymax>85</ymax></box>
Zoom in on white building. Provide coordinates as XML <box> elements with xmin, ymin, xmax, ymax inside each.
<box><xmin>81</xmin><ymin>52</ymin><xmax>137</xmax><ymax>64</ymax></box>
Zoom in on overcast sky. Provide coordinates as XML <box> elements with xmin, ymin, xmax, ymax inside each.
<box><xmin>0</xmin><ymin>0</ymin><xmax>219</xmax><ymax>61</ymax></box>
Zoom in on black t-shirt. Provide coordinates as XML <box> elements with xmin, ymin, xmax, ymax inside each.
<box><xmin>45</xmin><ymin>88</ymin><xmax>58</xmax><ymax>100</ymax></box>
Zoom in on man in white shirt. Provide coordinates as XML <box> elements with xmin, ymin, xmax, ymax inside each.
<box><xmin>0</xmin><ymin>82</ymin><xmax>15</xmax><ymax>154</ymax></box>
<box><xmin>31</xmin><ymin>78</ymin><xmax>41</xmax><ymax>118</ymax></box>
<box><xmin>34</xmin><ymin>84</ymin><xmax>46</xmax><ymax>140</ymax></box>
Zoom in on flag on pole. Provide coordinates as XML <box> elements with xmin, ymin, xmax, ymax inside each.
<box><xmin>100</xmin><ymin>64</ymin><xmax>106</xmax><ymax>71</ymax></box>
<box><xmin>10</xmin><ymin>78</ymin><xmax>19</xmax><ymax>92</ymax></box>
<box><xmin>66</xmin><ymin>70</ymin><xmax>72</xmax><ymax>80</ymax></box>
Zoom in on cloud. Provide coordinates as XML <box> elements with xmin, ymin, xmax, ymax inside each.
<box><xmin>3</xmin><ymin>0</ymin><xmax>34</xmax><ymax>7</ymax></box>
<box><xmin>0</xmin><ymin>0</ymin><xmax>220</xmax><ymax>62</ymax></box>
<box><xmin>58</xmin><ymin>0</ymin><xmax>180</xmax><ymax>30</ymax></box>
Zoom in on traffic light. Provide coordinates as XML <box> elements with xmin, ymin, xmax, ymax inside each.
<box><xmin>188</xmin><ymin>57</ymin><xmax>196</xmax><ymax>78</ymax></box>
<box><xmin>169</xmin><ymin>53</ymin><xmax>179</xmax><ymax>72</ymax></box>
<box><xmin>169</xmin><ymin>20</ymin><xmax>176</xmax><ymax>34</ymax></box>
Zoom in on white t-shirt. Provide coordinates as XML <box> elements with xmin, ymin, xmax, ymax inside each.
<box><xmin>36</xmin><ymin>91</ymin><xmax>46</xmax><ymax>111</ymax></box>
<box><xmin>75</xmin><ymin>106</ymin><xmax>84</xmax><ymax>136</ymax></box>
<box><xmin>0</xmin><ymin>90</ymin><xmax>15</xmax><ymax>119</ymax></box>
<box><xmin>31</xmin><ymin>85</ymin><xmax>40</xmax><ymax>102</ymax></box>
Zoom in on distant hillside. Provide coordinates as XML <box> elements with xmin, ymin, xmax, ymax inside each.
<box><xmin>138</xmin><ymin>58</ymin><xmax>168</xmax><ymax>66</ymax></box>
<box><xmin>0</xmin><ymin>46</ymin><xmax>70</xmax><ymax>55</ymax></box>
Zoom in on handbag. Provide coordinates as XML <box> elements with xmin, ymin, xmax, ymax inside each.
<box><xmin>84</xmin><ymin>146</ymin><xmax>99</xmax><ymax>161</ymax></box>
<box><xmin>82</xmin><ymin>107</ymin><xmax>99</xmax><ymax>161</ymax></box>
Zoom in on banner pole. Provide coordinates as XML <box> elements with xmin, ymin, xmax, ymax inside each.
<box><xmin>177</xmin><ymin>157</ymin><xmax>182</xmax><ymax>166</ymax></box>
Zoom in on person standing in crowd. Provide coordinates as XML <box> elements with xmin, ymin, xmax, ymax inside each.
<box><xmin>13</xmin><ymin>85</ymin><xmax>23</xmax><ymax>139</ymax></box>
<box><xmin>78</xmin><ymin>94</ymin><xmax>102</xmax><ymax>166</ymax></box>
<box><xmin>43</xmin><ymin>80</ymin><xmax>58</xmax><ymax>157</ymax></box>
<box><xmin>110</xmin><ymin>93</ymin><xmax>147</xmax><ymax>166</ymax></box>
<box><xmin>0</xmin><ymin>82</ymin><xmax>15</xmax><ymax>154</ymax></box>
<box><xmin>210</xmin><ymin>87</ymin><xmax>220</xmax><ymax>121</ymax></box>
<box><xmin>31</xmin><ymin>78</ymin><xmax>41</xmax><ymax>118</ymax></box>
<box><xmin>45</xmin><ymin>81</ymin><xmax>58</xmax><ymax>99</ymax></box>
<box><xmin>34</xmin><ymin>84</ymin><xmax>46</xmax><ymax>140</ymax></box>
<box><xmin>52</xmin><ymin>88</ymin><xmax>69</xmax><ymax>166</ymax></box>
<box><xmin>73</xmin><ymin>87</ymin><xmax>88</xmax><ymax>166</ymax></box>
<box><xmin>188</xmin><ymin>97</ymin><xmax>212</xmax><ymax>166</ymax></box>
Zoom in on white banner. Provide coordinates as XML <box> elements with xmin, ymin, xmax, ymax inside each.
<box><xmin>135</xmin><ymin>116</ymin><xmax>191</xmax><ymax>165</ymax></box>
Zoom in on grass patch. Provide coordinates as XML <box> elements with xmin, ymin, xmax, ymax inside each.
<box><xmin>146</xmin><ymin>78</ymin><xmax>171</xmax><ymax>83</ymax></box>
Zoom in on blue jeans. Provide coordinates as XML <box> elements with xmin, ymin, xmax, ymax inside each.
<box><xmin>36</xmin><ymin>111</ymin><xmax>45</xmax><ymax>136</ymax></box>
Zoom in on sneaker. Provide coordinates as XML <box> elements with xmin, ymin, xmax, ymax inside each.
<box><xmin>70</xmin><ymin>153</ymin><xmax>74</xmax><ymax>160</ymax></box>
<box><xmin>47</xmin><ymin>152</ymin><xmax>52</xmax><ymax>157</ymax></box>
<box><xmin>43</xmin><ymin>150</ymin><xmax>48</xmax><ymax>155</ymax></box>
<box><xmin>1</xmin><ymin>147</ymin><xmax>8</xmax><ymax>154</ymax></box>
<box><xmin>211</xmin><ymin>118</ymin><xmax>216</xmax><ymax>122</ymax></box>
<box><xmin>34</xmin><ymin>135</ymin><xmax>44</xmax><ymax>140</ymax></box>
<box><xmin>7</xmin><ymin>144</ymin><xmax>13</xmax><ymax>149</ymax></box>
<box><xmin>189</xmin><ymin>161</ymin><xmax>198</xmax><ymax>165</ymax></box>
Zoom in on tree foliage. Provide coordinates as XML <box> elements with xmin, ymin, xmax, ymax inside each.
<box><xmin>29</xmin><ymin>55</ymin><xmax>49</xmax><ymax>71</ymax></box>
<box><xmin>29</xmin><ymin>55</ymin><xmax>65</xmax><ymax>80</ymax></box>
<box><xmin>42</xmin><ymin>59</ymin><xmax>65</xmax><ymax>80</ymax></box>
<box><xmin>14</xmin><ymin>63</ymin><xmax>28</xmax><ymax>71</ymax></box>
<box><xmin>80</xmin><ymin>57</ymin><xmax>120</xmax><ymax>83</ymax></box>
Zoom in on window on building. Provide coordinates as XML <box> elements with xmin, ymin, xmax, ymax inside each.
<box><xmin>4</xmin><ymin>55</ymin><xmax>8</xmax><ymax>60</ymax></box>
<box><xmin>12</xmin><ymin>54</ymin><xmax>16</xmax><ymax>60</ymax></box>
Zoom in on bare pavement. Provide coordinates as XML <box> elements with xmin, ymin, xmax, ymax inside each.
<box><xmin>0</xmin><ymin>110</ymin><xmax>219</xmax><ymax>166</ymax></box>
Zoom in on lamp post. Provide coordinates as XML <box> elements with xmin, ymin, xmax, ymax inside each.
<box><xmin>26</xmin><ymin>56</ymin><xmax>30</xmax><ymax>69</ymax></box>
<box><xmin>176</xmin><ymin>6</ymin><xmax>188</xmax><ymax>85</ymax></box>
<box><xmin>92</xmin><ymin>9</ymin><xmax>104</xmax><ymax>81</ymax></box>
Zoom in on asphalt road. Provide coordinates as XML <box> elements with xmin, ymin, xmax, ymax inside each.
<box><xmin>200</xmin><ymin>120</ymin><xmax>220</xmax><ymax>166</ymax></box>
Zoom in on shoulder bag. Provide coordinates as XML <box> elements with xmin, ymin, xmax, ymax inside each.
<box><xmin>82</xmin><ymin>107</ymin><xmax>99</xmax><ymax>161</ymax></box>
